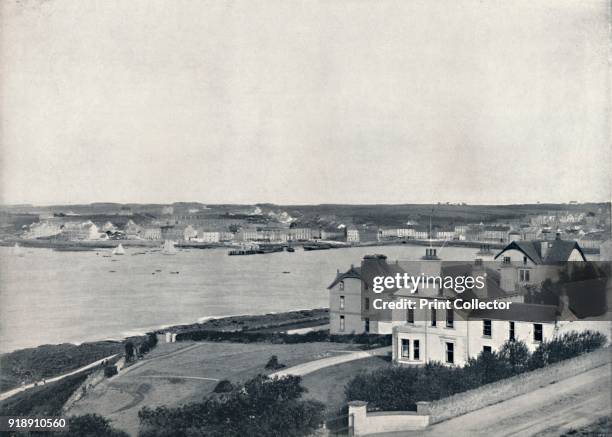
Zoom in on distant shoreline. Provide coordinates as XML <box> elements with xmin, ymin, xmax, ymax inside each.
<box><xmin>0</xmin><ymin>237</ymin><xmax>600</xmax><ymax>254</ymax></box>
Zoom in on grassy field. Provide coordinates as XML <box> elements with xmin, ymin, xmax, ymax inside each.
<box><xmin>67</xmin><ymin>340</ymin><xmax>364</xmax><ymax>435</ymax></box>
<box><xmin>301</xmin><ymin>356</ymin><xmax>391</xmax><ymax>418</ymax></box>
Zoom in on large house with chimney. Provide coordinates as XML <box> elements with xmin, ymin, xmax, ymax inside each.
<box><xmin>328</xmin><ymin>239</ymin><xmax>609</xmax><ymax>367</ymax></box>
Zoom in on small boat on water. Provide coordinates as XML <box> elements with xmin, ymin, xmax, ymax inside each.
<box><xmin>112</xmin><ymin>244</ymin><xmax>125</xmax><ymax>256</ymax></box>
<box><xmin>228</xmin><ymin>243</ymin><xmax>258</xmax><ymax>256</ymax></box>
<box><xmin>285</xmin><ymin>247</ymin><xmax>295</xmax><ymax>253</ymax></box>
<box><xmin>256</xmin><ymin>246</ymin><xmax>284</xmax><ymax>254</ymax></box>
<box><xmin>303</xmin><ymin>243</ymin><xmax>333</xmax><ymax>251</ymax></box>
<box><xmin>162</xmin><ymin>240</ymin><xmax>178</xmax><ymax>255</ymax></box>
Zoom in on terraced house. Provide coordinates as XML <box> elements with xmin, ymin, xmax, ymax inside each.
<box><xmin>328</xmin><ymin>239</ymin><xmax>608</xmax><ymax>367</ymax></box>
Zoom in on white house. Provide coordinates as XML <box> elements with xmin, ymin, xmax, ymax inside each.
<box><xmin>329</xmin><ymin>239</ymin><xmax>608</xmax><ymax>368</ymax></box>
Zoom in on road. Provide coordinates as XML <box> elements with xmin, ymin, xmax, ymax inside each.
<box><xmin>0</xmin><ymin>353</ymin><xmax>119</xmax><ymax>402</ymax></box>
<box><xmin>380</xmin><ymin>363</ymin><xmax>611</xmax><ymax>437</ymax></box>
<box><xmin>270</xmin><ymin>346</ymin><xmax>390</xmax><ymax>378</ymax></box>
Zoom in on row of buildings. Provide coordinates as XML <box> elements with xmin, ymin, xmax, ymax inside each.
<box><xmin>378</xmin><ymin>222</ymin><xmax>610</xmax><ymax>250</ymax></box>
<box><xmin>328</xmin><ymin>238</ymin><xmax>610</xmax><ymax>367</ymax></box>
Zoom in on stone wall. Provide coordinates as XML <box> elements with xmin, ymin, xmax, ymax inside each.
<box><xmin>427</xmin><ymin>347</ymin><xmax>610</xmax><ymax>424</ymax></box>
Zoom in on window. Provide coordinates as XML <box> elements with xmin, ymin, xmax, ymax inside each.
<box><xmin>519</xmin><ymin>269</ymin><xmax>530</xmax><ymax>282</ymax></box>
<box><xmin>364</xmin><ymin>297</ymin><xmax>370</xmax><ymax>311</ymax></box>
<box><xmin>446</xmin><ymin>342</ymin><xmax>454</xmax><ymax>364</ymax></box>
<box><xmin>401</xmin><ymin>339</ymin><xmax>410</xmax><ymax>358</ymax></box>
<box><xmin>339</xmin><ymin>281</ymin><xmax>344</xmax><ymax>291</ymax></box>
<box><xmin>431</xmin><ymin>308</ymin><xmax>437</xmax><ymax>326</ymax></box>
<box><xmin>339</xmin><ymin>296</ymin><xmax>345</xmax><ymax>310</ymax></box>
<box><xmin>339</xmin><ymin>315</ymin><xmax>345</xmax><ymax>332</ymax></box>
<box><xmin>509</xmin><ymin>321</ymin><xmax>515</xmax><ymax>341</ymax></box>
<box><xmin>483</xmin><ymin>346</ymin><xmax>492</xmax><ymax>354</ymax></box>
<box><xmin>503</xmin><ymin>256</ymin><xmax>511</xmax><ymax>264</ymax></box>
<box><xmin>364</xmin><ymin>318</ymin><xmax>370</xmax><ymax>333</ymax></box>
<box><xmin>483</xmin><ymin>319</ymin><xmax>492</xmax><ymax>337</ymax></box>
<box><xmin>446</xmin><ymin>308</ymin><xmax>454</xmax><ymax>328</ymax></box>
<box><xmin>534</xmin><ymin>323</ymin><xmax>543</xmax><ymax>342</ymax></box>
<box><xmin>523</xmin><ymin>256</ymin><xmax>528</xmax><ymax>265</ymax></box>
<box><xmin>407</xmin><ymin>308</ymin><xmax>414</xmax><ymax>324</ymax></box>
<box><xmin>413</xmin><ymin>340</ymin><xmax>420</xmax><ymax>360</ymax></box>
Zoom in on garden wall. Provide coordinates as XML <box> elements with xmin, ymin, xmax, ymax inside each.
<box><xmin>426</xmin><ymin>347</ymin><xmax>610</xmax><ymax>424</ymax></box>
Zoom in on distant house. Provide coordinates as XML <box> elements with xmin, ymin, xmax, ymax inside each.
<box><xmin>60</xmin><ymin>221</ymin><xmax>102</xmax><ymax>240</ymax></box>
<box><xmin>289</xmin><ymin>227</ymin><xmax>313</xmax><ymax>241</ymax></box>
<box><xmin>579</xmin><ymin>232</ymin><xmax>608</xmax><ymax>250</ymax></box>
<box><xmin>142</xmin><ymin>227</ymin><xmax>162</xmax><ymax>240</ymax></box>
<box><xmin>493</xmin><ymin>238</ymin><xmax>587</xmax><ymax>293</ymax></box>
<box><xmin>346</xmin><ymin>225</ymin><xmax>360</xmax><ymax>243</ymax></box>
<box><xmin>124</xmin><ymin>219</ymin><xmax>142</xmax><ymax>239</ymax></box>
<box><xmin>23</xmin><ymin>221</ymin><xmax>62</xmax><ymax>239</ymax></box>
<box><xmin>480</xmin><ymin>225</ymin><xmax>511</xmax><ymax>243</ymax></box>
<box><xmin>161</xmin><ymin>225</ymin><xmax>185</xmax><ymax>241</ymax></box>
<box><xmin>199</xmin><ymin>230</ymin><xmax>220</xmax><ymax>243</ymax></box>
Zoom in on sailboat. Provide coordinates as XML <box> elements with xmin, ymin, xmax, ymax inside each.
<box><xmin>112</xmin><ymin>244</ymin><xmax>125</xmax><ymax>256</ymax></box>
<box><xmin>13</xmin><ymin>243</ymin><xmax>25</xmax><ymax>257</ymax></box>
<box><xmin>162</xmin><ymin>240</ymin><xmax>178</xmax><ymax>255</ymax></box>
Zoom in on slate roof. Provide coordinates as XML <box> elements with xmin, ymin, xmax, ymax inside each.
<box><xmin>327</xmin><ymin>265</ymin><xmax>362</xmax><ymax>289</ymax></box>
<box><xmin>494</xmin><ymin>240</ymin><xmax>586</xmax><ymax>264</ymax></box>
<box><xmin>469</xmin><ymin>303</ymin><xmax>558</xmax><ymax>322</ymax></box>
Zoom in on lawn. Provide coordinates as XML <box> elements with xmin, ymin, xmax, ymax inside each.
<box><xmin>301</xmin><ymin>355</ymin><xmax>391</xmax><ymax>418</ymax></box>
<box><xmin>67</xmin><ymin>340</ymin><xmax>364</xmax><ymax>435</ymax></box>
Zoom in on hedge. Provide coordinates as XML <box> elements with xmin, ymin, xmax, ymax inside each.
<box><xmin>174</xmin><ymin>329</ymin><xmax>392</xmax><ymax>348</ymax></box>
<box><xmin>345</xmin><ymin>331</ymin><xmax>606</xmax><ymax>412</ymax></box>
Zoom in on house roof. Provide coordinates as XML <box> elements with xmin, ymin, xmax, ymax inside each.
<box><xmin>494</xmin><ymin>240</ymin><xmax>586</xmax><ymax>264</ymax></box>
<box><xmin>469</xmin><ymin>303</ymin><xmax>558</xmax><ymax>322</ymax></box>
<box><xmin>327</xmin><ymin>265</ymin><xmax>362</xmax><ymax>289</ymax></box>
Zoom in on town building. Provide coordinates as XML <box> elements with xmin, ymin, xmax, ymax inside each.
<box><xmin>328</xmin><ymin>238</ymin><xmax>606</xmax><ymax>368</ymax></box>
<box><xmin>346</xmin><ymin>225</ymin><xmax>360</xmax><ymax>243</ymax></box>
<box><xmin>141</xmin><ymin>227</ymin><xmax>162</xmax><ymax>240</ymax></box>
<box><xmin>59</xmin><ymin>221</ymin><xmax>102</xmax><ymax>240</ymax></box>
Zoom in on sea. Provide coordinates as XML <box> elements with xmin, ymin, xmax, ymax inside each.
<box><xmin>0</xmin><ymin>244</ymin><xmax>591</xmax><ymax>353</ymax></box>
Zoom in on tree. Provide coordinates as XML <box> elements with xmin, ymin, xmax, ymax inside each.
<box><xmin>66</xmin><ymin>414</ymin><xmax>129</xmax><ymax>437</ymax></box>
<box><xmin>497</xmin><ymin>340</ymin><xmax>531</xmax><ymax>375</ymax></box>
<box><xmin>103</xmin><ymin>365</ymin><xmax>118</xmax><ymax>378</ymax></box>
<box><xmin>124</xmin><ymin>341</ymin><xmax>134</xmax><ymax>362</ymax></box>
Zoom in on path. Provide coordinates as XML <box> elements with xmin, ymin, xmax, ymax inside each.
<box><xmin>270</xmin><ymin>346</ymin><xmax>390</xmax><ymax>378</ymax></box>
<box><xmin>0</xmin><ymin>353</ymin><xmax>119</xmax><ymax>402</ymax></box>
<box><xmin>379</xmin><ymin>363</ymin><xmax>611</xmax><ymax>437</ymax></box>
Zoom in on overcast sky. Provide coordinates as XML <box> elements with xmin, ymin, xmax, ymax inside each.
<box><xmin>1</xmin><ymin>0</ymin><xmax>610</xmax><ymax>205</ymax></box>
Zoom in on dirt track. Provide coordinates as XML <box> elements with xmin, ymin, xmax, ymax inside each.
<box><xmin>385</xmin><ymin>363</ymin><xmax>611</xmax><ymax>437</ymax></box>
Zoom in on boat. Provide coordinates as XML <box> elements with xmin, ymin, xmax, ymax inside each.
<box><xmin>112</xmin><ymin>244</ymin><xmax>125</xmax><ymax>256</ymax></box>
<box><xmin>228</xmin><ymin>243</ymin><xmax>258</xmax><ymax>256</ymax></box>
<box><xmin>228</xmin><ymin>248</ymin><xmax>258</xmax><ymax>256</ymax></box>
<box><xmin>303</xmin><ymin>243</ymin><xmax>333</xmax><ymax>251</ymax></box>
<box><xmin>161</xmin><ymin>240</ymin><xmax>178</xmax><ymax>255</ymax></box>
<box><xmin>256</xmin><ymin>246</ymin><xmax>284</xmax><ymax>254</ymax></box>
<box><xmin>285</xmin><ymin>247</ymin><xmax>295</xmax><ymax>253</ymax></box>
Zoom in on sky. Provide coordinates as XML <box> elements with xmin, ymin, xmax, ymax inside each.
<box><xmin>1</xmin><ymin>0</ymin><xmax>610</xmax><ymax>205</ymax></box>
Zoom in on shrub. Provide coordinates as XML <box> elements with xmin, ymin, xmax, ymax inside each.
<box><xmin>529</xmin><ymin>331</ymin><xmax>607</xmax><ymax>370</ymax></box>
<box><xmin>138</xmin><ymin>375</ymin><xmax>325</xmax><ymax>437</ymax></box>
<box><xmin>213</xmin><ymin>379</ymin><xmax>234</xmax><ymax>393</ymax></box>
<box><xmin>124</xmin><ymin>341</ymin><xmax>135</xmax><ymax>362</ymax></box>
<box><xmin>103</xmin><ymin>365</ymin><xmax>118</xmax><ymax>378</ymax></box>
<box><xmin>265</xmin><ymin>355</ymin><xmax>286</xmax><ymax>370</ymax></box>
<box><xmin>345</xmin><ymin>333</ymin><xmax>605</xmax><ymax>412</ymax></box>
<box><xmin>67</xmin><ymin>414</ymin><xmax>129</xmax><ymax>437</ymax></box>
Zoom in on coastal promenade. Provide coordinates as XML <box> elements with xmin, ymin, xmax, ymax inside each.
<box><xmin>0</xmin><ymin>353</ymin><xmax>119</xmax><ymax>402</ymax></box>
